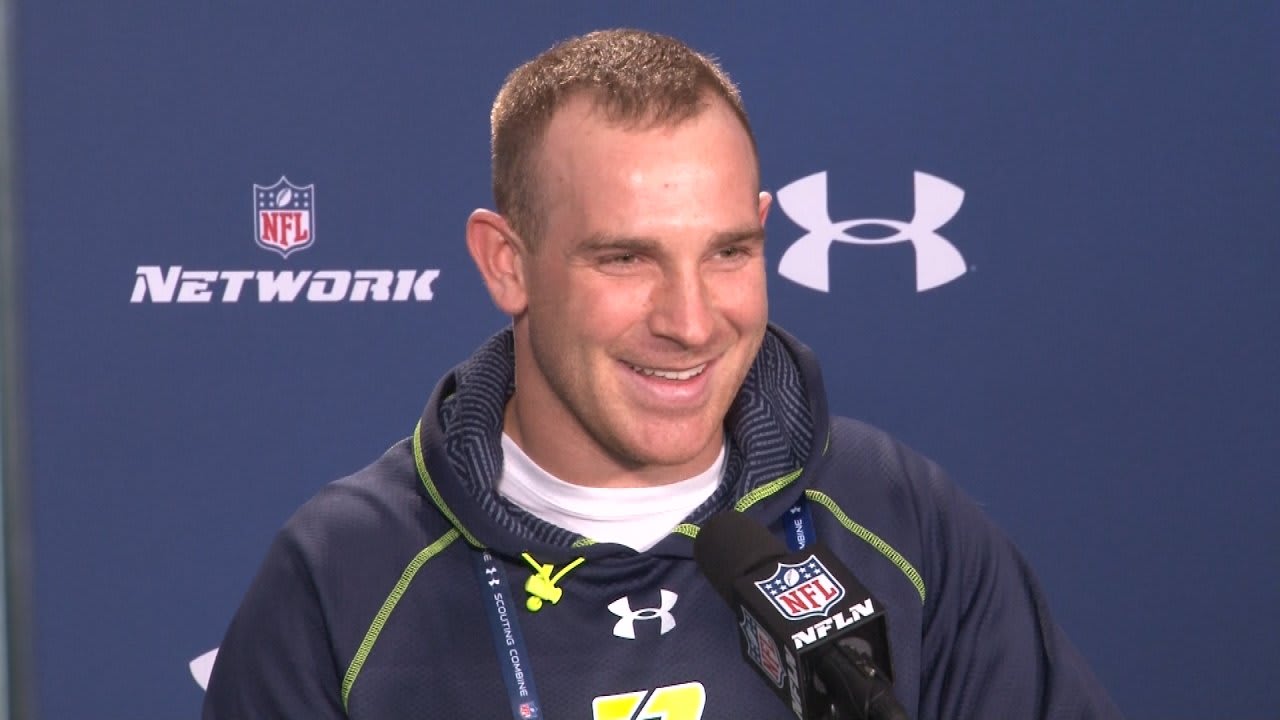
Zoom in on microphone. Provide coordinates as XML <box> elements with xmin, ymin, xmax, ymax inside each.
<box><xmin>694</xmin><ymin>511</ymin><xmax>909</xmax><ymax>720</ymax></box>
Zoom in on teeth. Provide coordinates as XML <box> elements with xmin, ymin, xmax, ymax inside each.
<box><xmin>629</xmin><ymin>363</ymin><xmax>707</xmax><ymax>380</ymax></box>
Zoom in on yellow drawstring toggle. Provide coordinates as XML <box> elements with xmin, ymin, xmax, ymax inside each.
<box><xmin>520</xmin><ymin>552</ymin><xmax>585</xmax><ymax>612</ymax></box>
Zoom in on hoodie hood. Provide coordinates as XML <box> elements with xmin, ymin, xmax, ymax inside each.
<box><xmin>414</xmin><ymin>324</ymin><xmax>830</xmax><ymax>560</ymax></box>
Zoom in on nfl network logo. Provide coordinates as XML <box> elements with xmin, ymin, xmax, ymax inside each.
<box><xmin>133</xmin><ymin>175</ymin><xmax>441</xmax><ymax>304</ymax></box>
<box><xmin>776</xmin><ymin>171</ymin><xmax>966</xmax><ymax>293</ymax></box>
<box><xmin>254</xmin><ymin>176</ymin><xmax>314</xmax><ymax>257</ymax></box>
<box><xmin>754</xmin><ymin>556</ymin><xmax>846</xmax><ymax>621</ymax></box>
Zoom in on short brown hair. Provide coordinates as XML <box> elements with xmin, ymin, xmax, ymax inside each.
<box><xmin>490</xmin><ymin>29</ymin><xmax>758</xmax><ymax>245</ymax></box>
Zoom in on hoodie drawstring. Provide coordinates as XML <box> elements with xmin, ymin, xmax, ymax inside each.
<box><xmin>520</xmin><ymin>552</ymin><xmax>585</xmax><ymax>612</ymax></box>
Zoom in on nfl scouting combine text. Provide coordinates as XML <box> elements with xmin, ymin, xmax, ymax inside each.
<box><xmin>130</xmin><ymin>177</ymin><xmax>440</xmax><ymax>304</ymax></box>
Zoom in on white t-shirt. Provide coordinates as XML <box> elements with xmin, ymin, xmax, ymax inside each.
<box><xmin>498</xmin><ymin>433</ymin><xmax>724</xmax><ymax>552</ymax></box>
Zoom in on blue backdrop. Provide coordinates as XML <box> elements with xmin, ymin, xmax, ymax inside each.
<box><xmin>11</xmin><ymin>3</ymin><xmax>1279</xmax><ymax>718</ymax></box>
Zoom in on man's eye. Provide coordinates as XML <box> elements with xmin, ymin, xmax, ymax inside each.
<box><xmin>604</xmin><ymin>253</ymin><xmax>637</xmax><ymax>265</ymax></box>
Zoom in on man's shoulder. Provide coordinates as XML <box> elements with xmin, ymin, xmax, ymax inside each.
<box><xmin>279</xmin><ymin>437</ymin><xmax>451</xmax><ymax>565</ymax></box>
<box><xmin>814</xmin><ymin>415</ymin><xmax>987</xmax><ymax>556</ymax></box>
<box><xmin>820</xmin><ymin>415</ymin><xmax>1037</xmax><ymax>598</ymax></box>
<box><xmin>823</xmin><ymin>415</ymin><xmax>948</xmax><ymax>494</ymax></box>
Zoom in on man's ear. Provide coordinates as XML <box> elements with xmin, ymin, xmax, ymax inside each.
<box><xmin>466</xmin><ymin>209</ymin><xmax>528</xmax><ymax>316</ymax></box>
<box><xmin>758</xmin><ymin>191</ymin><xmax>772</xmax><ymax>226</ymax></box>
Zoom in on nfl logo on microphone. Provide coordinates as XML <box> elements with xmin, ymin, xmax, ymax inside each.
<box><xmin>254</xmin><ymin>176</ymin><xmax>314</xmax><ymax>257</ymax></box>
<box><xmin>740</xmin><ymin>611</ymin><xmax>785</xmax><ymax>687</ymax></box>
<box><xmin>755</xmin><ymin>556</ymin><xmax>846</xmax><ymax>621</ymax></box>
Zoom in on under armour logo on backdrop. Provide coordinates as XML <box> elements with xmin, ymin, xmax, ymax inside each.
<box><xmin>776</xmin><ymin>171</ymin><xmax>967</xmax><ymax>292</ymax></box>
<box><xmin>190</xmin><ymin>647</ymin><xmax>218</xmax><ymax>690</ymax></box>
<box><xmin>608</xmin><ymin>590</ymin><xmax>678</xmax><ymax>639</ymax></box>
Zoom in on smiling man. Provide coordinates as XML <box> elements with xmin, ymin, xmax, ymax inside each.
<box><xmin>204</xmin><ymin>29</ymin><xmax>1122</xmax><ymax>719</ymax></box>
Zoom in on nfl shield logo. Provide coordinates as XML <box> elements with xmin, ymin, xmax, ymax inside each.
<box><xmin>254</xmin><ymin>176</ymin><xmax>314</xmax><ymax>257</ymax></box>
<box><xmin>754</xmin><ymin>556</ymin><xmax>846</xmax><ymax>621</ymax></box>
<box><xmin>740</xmin><ymin>611</ymin><xmax>785</xmax><ymax>687</ymax></box>
<box><xmin>518</xmin><ymin>702</ymin><xmax>538</xmax><ymax>718</ymax></box>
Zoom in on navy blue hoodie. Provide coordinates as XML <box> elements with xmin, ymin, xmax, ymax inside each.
<box><xmin>204</xmin><ymin>327</ymin><xmax>1122</xmax><ymax>719</ymax></box>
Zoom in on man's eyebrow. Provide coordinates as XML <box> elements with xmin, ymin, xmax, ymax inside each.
<box><xmin>709</xmin><ymin>227</ymin><xmax>766</xmax><ymax>247</ymax></box>
<box><xmin>576</xmin><ymin>234</ymin><xmax>663</xmax><ymax>254</ymax></box>
<box><xmin>576</xmin><ymin>227</ymin><xmax>766</xmax><ymax>254</ymax></box>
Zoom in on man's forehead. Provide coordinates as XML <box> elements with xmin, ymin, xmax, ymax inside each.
<box><xmin>522</xmin><ymin>93</ymin><xmax>761</xmax><ymax>242</ymax></box>
<box><xmin>535</xmin><ymin>98</ymin><xmax>756</xmax><ymax>185</ymax></box>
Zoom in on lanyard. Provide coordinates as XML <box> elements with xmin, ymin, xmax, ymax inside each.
<box><xmin>473</xmin><ymin>550</ymin><xmax>546</xmax><ymax>720</ymax></box>
<box><xmin>782</xmin><ymin>497</ymin><xmax>817</xmax><ymax>551</ymax></box>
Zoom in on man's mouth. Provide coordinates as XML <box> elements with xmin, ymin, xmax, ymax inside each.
<box><xmin>627</xmin><ymin>362</ymin><xmax>708</xmax><ymax>381</ymax></box>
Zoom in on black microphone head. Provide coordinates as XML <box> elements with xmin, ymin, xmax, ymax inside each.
<box><xmin>695</xmin><ymin>511</ymin><xmax>908</xmax><ymax>720</ymax></box>
<box><xmin>694</xmin><ymin>511</ymin><xmax>788</xmax><ymax>605</ymax></box>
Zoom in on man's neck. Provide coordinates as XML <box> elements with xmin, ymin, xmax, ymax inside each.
<box><xmin>502</xmin><ymin>398</ymin><xmax>724</xmax><ymax>488</ymax></box>
<box><xmin>498</xmin><ymin>433</ymin><xmax>725</xmax><ymax>551</ymax></box>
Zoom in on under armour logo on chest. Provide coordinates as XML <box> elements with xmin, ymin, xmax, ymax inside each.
<box><xmin>608</xmin><ymin>590</ymin><xmax>679</xmax><ymax>640</ymax></box>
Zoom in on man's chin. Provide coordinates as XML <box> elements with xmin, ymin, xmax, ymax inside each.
<box><xmin>614</xmin><ymin>432</ymin><xmax>724</xmax><ymax>475</ymax></box>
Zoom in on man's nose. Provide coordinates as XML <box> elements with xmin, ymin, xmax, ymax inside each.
<box><xmin>647</xmin><ymin>266</ymin><xmax>715</xmax><ymax>348</ymax></box>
